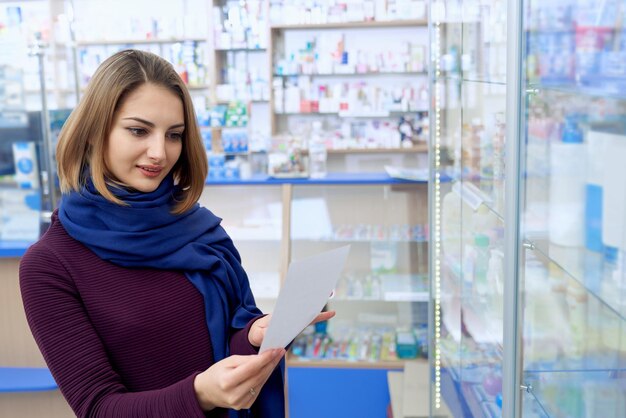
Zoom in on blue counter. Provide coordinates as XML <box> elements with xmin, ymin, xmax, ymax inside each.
<box><xmin>206</xmin><ymin>172</ymin><xmax>429</xmax><ymax>186</ymax></box>
<box><xmin>0</xmin><ymin>367</ymin><xmax>57</xmax><ymax>393</ymax></box>
<box><xmin>0</xmin><ymin>240</ymin><xmax>33</xmax><ymax>258</ymax></box>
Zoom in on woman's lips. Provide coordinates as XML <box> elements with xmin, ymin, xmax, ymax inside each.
<box><xmin>137</xmin><ymin>165</ymin><xmax>162</xmax><ymax>177</ymax></box>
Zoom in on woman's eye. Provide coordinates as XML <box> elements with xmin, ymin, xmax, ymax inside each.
<box><xmin>127</xmin><ymin>127</ymin><xmax>148</xmax><ymax>136</ymax></box>
<box><xmin>167</xmin><ymin>132</ymin><xmax>183</xmax><ymax>141</ymax></box>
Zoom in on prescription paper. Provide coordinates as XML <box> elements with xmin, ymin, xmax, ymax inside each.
<box><xmin>259</xmin><ymin>245</ymin><xmax>350</xmax><ymax>353</ymax></box>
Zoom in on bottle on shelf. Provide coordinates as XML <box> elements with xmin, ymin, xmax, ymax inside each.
<box><xmin>486</xmin><ymin>249</ymin><xmax>504</xmax><ymax>317</ymax></box>
<box><xmin>473</xmin><ymin>234</ymin><xmax>490</xmax><ymax>297</ymax></box>
<box><xmin>548</xmin><ymin>115</ymin><xmax>587</xmax><ymax>247</ymax></box>
<box><xmin>308</xmin><ymin>120</ymin><xmax>327</xmax><ymax>178</ymax></box>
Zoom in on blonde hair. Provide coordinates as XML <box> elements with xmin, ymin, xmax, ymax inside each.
<box><xmin>56</xmin><ymin>49</ymin><xmax>207</xmax><ymax>214</ymax></box>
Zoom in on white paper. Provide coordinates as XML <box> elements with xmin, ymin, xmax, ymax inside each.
<box><xmin>259</xmin><ymin>245</ymin><xmax>350</xmax><ymax>353</ymax></box>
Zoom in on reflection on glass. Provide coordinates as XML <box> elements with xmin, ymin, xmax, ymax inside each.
<box><xmin>521</xmin><ymin>0</ymin><xmax>626</xmax><ymax>416</ymax></box>
<box><xmin>526</xmin><ymin>0</ymin><xmax>626</xmax><ymax>98</ymax></box>
<box><xmin>432</xmin><ymin>0</ymin><xmax>508</xmax><ymax>416</ymax></box>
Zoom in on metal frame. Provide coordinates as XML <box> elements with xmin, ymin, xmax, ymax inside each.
<box><xmin>503</xmin><ymin>0</ymin><xmax>525</xmax><ymax>416</ymax></box>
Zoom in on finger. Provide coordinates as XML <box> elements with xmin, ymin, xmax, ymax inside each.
<box><xmin>249</xmin><ymin>315</ymin><xmax>272</xmax><ymax>347</ymax></box>
<box><xmin>310</xmin><ymin>310</ymin><xmax>335</xmax><ymax>325</ymax></box>
<box><xmin>247</xmin><ymin>349</ymin><xmax>285</xmax><ymax>396</ymax></box>
<box><xmin>228</xmin><ymin>349</ymin><xmax>283</xmax><ymax>384</ymax></box>
<box><xmin>256</xmin><ymin>314</ymin><xmax>271</xmax><ymax>327</ymax></box>
<box><xmin>232</xmin><ymin>350</ymin><xmax>285</xmax><ymax>409</ymax></box>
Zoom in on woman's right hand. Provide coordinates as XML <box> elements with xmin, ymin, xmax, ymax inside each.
<box><xmin>193</xmin><ymin>348</ymin><xmax>285</xmax><ymax>411</ymax></box>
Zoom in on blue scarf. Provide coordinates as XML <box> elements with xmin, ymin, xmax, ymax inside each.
<box><xmin>58</xmin><ymin>175</ymin><xmax>284</xmax><ymax>418</ymax></box>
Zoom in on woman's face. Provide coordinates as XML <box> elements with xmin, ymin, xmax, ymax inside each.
<box><xmin>105</xmin><ymin>83</ymin><xmax>184</xmax><ymax>193</ymax></box>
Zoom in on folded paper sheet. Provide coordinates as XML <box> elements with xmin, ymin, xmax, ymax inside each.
<box><xmin>259</xmin><ymin>245</ymin><xmax>350</xmax><ymax>353</ymax></box>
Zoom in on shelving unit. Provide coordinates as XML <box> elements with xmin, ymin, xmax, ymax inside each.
<box><xmin>268</xmin><ymin>16</ymin><xmax>430</xmax><ymax>157</ymax></box>
<box><xmin>69</xmin><ymin>0</ymin><xmax>211</xmax><ymax>108</ymax></box>
<box><xmin>201</xmin><ymin>172</ymin><xmax>429</xmax><ymax>374</ymax></box>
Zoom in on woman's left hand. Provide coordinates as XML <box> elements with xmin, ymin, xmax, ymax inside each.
<box><xmin>248</xmin><ymin>310</ymin><xmax>336</xmax><ymax>348</ymax></box>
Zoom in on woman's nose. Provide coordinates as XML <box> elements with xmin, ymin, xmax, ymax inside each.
<box><xmin>146</xmin><ymin>136</ymin><xmax>166</xmax><ymax>161</ymax></box>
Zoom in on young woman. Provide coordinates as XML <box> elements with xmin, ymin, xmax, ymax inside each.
<box><xmin>19</xmin><ymin>49</ymin><xmax>332</xmax><ymax>418</ymax></box>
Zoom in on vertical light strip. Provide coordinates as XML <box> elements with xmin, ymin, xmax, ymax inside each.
<box><xmin>433</xmin><ymin>0</ymin><xmax>442</xmax><ymax>411</ymax></box>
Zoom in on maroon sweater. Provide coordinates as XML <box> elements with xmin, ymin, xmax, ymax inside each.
<box><xmin>19</xmin><ymin>213</ymin><xmax>259</xmax><ymax>417</ymax></box>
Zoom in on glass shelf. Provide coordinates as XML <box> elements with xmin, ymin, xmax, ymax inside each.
<box><xmin>331</xmin><ymin>294</ymin><xmax>429</xmax><ymax>303</ymax></box>
<box><xmin>521</xmin><ymin>387</ymin><xmax>550</xmax><ymax>418</ymax></box>
<box><xmin>529</xmin><ymin>83</ymin><xmax>626</xmax><ymax>101</ymax></box>
<box><xmin>524</xmin><ymin>238</ymin><xmax>626</xmax><ymax>323</ymax></box>
<box><xmin>437</xmin><ymin>73</ymin><xmax>507</xmax><ymax>87</ymax></box>
<box><xmin>332</xmin><ymin>273</ymin><xmax>429</xmax><ymax>302</ymax></box>
<box><xmin>521</xmin><ymin>243</ymin><xmax>626</xmax><ymax>376</ymax></box>
<box><xmin>76</xmin><ymin>38</ymin><xmax>207</xmax><ymax>46</ymax></box>
<box><xmin>291</xmin><ymin>238</ymin><xmax>428</xmax><ymax>243</ymax></box>
<box><xmin>270</xmin><ymin>20</ymin><xmax>428</xmax><ymax>30</ymax></box>
<box><xmin>274</xmin><ymin>71</ymin><xmax>428</xmax><ymax>78</ymax></box>
<box><xmin>523</xmin><ymin>369</ymin><xmax>626</xmax><ymax>418</ymax></box>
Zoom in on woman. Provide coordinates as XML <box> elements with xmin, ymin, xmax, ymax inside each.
<box><xmin>19</xmin><ymin>49</ymin><xmax>332</xmax><ymax>417</ymax></box>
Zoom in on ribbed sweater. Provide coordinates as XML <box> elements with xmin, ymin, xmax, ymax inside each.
<box><xmin>19</xmin><ymin>212</ymin><xmax>259</xmax><ymax>417</ymax></box>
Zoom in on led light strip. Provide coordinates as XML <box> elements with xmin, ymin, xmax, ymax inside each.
<box><xmin>433</xmin><ymin>1</ymin><xmax>442</xmax><ymax>411</ymax></box>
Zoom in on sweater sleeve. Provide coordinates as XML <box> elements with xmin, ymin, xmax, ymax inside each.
<box><xmin>229</xmin><ymin>316</ymin><xmax>265</xmax><ymax>356</ymax></box>
<box><xmin>19</xmin><ymin>242</ymin><xmax>208</xmax><ymax>418</ymax></box>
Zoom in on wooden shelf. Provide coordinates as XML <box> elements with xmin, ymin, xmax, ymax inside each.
<box><xmin>328</xmin><ymin>145</ymin><xmax>428</xmax><ymax>154</ymax></box>
<box><xmin>215</xmin><ymin>47</ymin><xmax>267</xmax><ymax>52</ymax></box>
<box><xmin>274</xmin><ymin>71</ymin><xmax>428</xmax><ymax>78</ymax></box>
<box><xmin>75</xmin><ymin>84</ymin><xmax>208</xmax><ymax>93</ymax></box>
<box><xmin>215</xmin><ymin>99</ymin><xmax>269</xmax><ymax>104</ymax></box>
<box><xmin>287</xmin><ymin>357</ymin><xmax>417</xmax><ymax>369</ymax></box>
<box><xmin>187</xmin><ymin>85</ymin><xmax>210</xmax><ymax>90</ymax></box>
<box><xmin>271</xmin><ymin>19</ymin><xmax>428</xmax><ymax>30</ymax></box>
<box><xmin>24</xmin><ymin>88</ymin><xmax>75</xmax><ymax>95</ymax></box>
<box><xmin>209</xmin><ymin>125</ymin><xmax>248</xmax><ymax>130</ymax></box>
<box><xmin>330</xmin><ymin>294</ymin><xmax>429</xmax><ymax>303</ymax></box>
<box><xmin>276</xmin><ymin>110</ymin><xmax>426</xmax><ymax>117</ymax></box>
<box><xmin>204</xmin><ymin>145</ymin><xmax>427</xmax><ymax>154</ymax></box>
<box><xmin>77</xmin><ymin>37</ymin><xmax>207</xmax><ymax>46</ymax></box>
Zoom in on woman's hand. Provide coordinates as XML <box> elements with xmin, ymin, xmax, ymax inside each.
<box><xmin>248</xmin><ymin>310</ymin><xmax>336</xmax><ymax>348</ymax></box>
<box><xmin>194</xmin><ymin>348</ymin><xmax>285</xmax><ymax>411</ymax></box>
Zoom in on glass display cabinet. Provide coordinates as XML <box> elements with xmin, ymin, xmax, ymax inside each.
<box><xmin>515</xmin><ymin>0</ymin><xmax>626</xmax><ymax>416</ymax></box>
<box><xmin>288</xmin><ymin>179</ymin><xmax>429</xmax><ymax>368</ymax></box>
<box><xmin>430</xmin><ymin>0</ymin><xmax>626</xmax><ymax>417</ymax></box>
<box><xmin>430</xmin><ymin>0</ymin><xmax>507</xmax><ymax>416</ymax></box>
